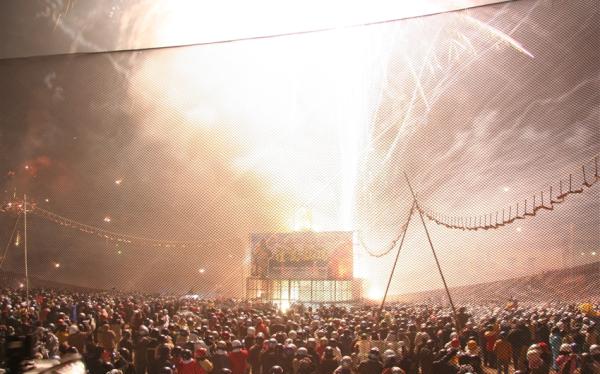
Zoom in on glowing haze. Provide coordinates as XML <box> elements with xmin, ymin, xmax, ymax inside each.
<box><xmin>0</xmin><ymin>0</ymin><xmax>598</xmax><ymax>296</ymax></box>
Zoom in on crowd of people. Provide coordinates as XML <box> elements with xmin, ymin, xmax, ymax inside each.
<box><xmin>0</xmin><ymin>288</ymin><xmax>598</xmax><ymax>374</ymax></box>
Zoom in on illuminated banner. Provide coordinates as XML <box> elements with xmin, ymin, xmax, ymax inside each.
<box><xmin>250</xmin><ymin>231</ymin><xmax>353</xmax><ymax>280</ymax></box>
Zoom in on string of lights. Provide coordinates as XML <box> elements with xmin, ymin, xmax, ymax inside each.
<box><xmin>2</xmin><ymin>155</ymin><xmax>596</xmax><ymax>252</ymax></box>
<box><xmin>418</xmin><ymin>155</ymin><xmax>599</xmax><ymax>231</ymax></box>
<box><xmin>28</xmin><ymin>206</ymin><xmax>241</xmax><ymax>248</ymax></box>
<box><xmin>0</xmin><ymin>213</ymin><xmax>21</xmax><ymax>270</ymax></box>
<box><xmin>357</xmin><ymin>204</ymin><xmax>415</xmax><ymax>258</ymax></box>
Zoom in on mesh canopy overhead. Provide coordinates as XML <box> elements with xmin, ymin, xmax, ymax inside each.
<box><xmin>0</xmin><ymin>0</ymin><xmax>598</xmax><ymax>300</ymax></box>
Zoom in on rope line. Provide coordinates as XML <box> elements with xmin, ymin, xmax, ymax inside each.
<box><xmin>357</xmin><ymin>209</ymin><xmax>413</xmax><ymax>258</ymax></box>
<box><xmin>419</xmin><ymin>155</ymin><xmax>599</xmax><ymax>231</ymax></box>
<box><xmin>0</xmin><ymin>213</ymin><xmax>21</xmax><ymax>270</ymax></box>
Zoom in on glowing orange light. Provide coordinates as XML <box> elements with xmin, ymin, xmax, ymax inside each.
<box><xmin>104</xmin><ymin>217</ymin><xmax>111</xmax><ymax>223</ymax></box>
<box><xmin>198</xmin><ymin>268</ymin><xmax>206</xmax><ymax>274</ymax></box>
<box><xmin>54</xmin><ymin>263</ymin><xmax>60</xmax><ymax>268</ymax></box>
<box><xmin>115</xmin><ymin>179</ymin><xmax>123</xmax><ymax>185</ymax></box>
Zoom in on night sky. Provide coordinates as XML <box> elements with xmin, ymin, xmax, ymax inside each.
<box><xmin>0</xmin><ymin>0</ymin><xmax>598</xmax><ymax>295</ymax></box>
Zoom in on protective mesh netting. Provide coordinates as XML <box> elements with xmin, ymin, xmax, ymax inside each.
<box><xmin>0</xmin><ymin>0</ymin><xmax>598</xmax><ymax>306</ymax></box>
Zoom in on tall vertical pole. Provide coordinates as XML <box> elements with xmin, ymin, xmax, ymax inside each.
<box><xmin>379</xmin><ymin>200</ymin><xmax>416</xmax><ymax>314</ymax></box>
<box><xmin>24</xmin><ymin>194</ymin><xmax>29</xmax><ymax>306</ymax></box>
<box><xmin>403</xmin><ymin>173</ymin><xmax>460</xmax><ymax>329</ymax></box>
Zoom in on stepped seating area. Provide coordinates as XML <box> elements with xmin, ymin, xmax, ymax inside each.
<box><xmin>395</xmin><ymin>261</ymin><xmax>600</xmax><ymax>304</ymax></box>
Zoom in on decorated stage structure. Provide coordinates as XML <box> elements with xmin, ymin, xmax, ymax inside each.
<box><xmin>246</xmin><ymin>231</ymin><xmax>362</xmax><ymax>307</ymax></box>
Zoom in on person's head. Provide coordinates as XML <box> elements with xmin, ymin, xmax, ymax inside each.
<box><xmin>466</xmin><ymin>340</ymin><xmax>478</xmax><ymax>352</ymax></box>
<box><xmin>590</xmin><ymin>344</ymin><xmax>600</xmax><ymax>358</ymax></box>
<box><xmin>383</xmin><ymin>349</ymin><xmax>395</xmax><ymax>360</ymax></box>
<box><xmin>268</xmin><ymin>338</ymin><xmax>277</xmax><ymax>349</ymax></box>
<box><xmin>368</xmin><ymin>347</ymin><xmax>380</xmax><ymax>360</ymax></box>
<box><xmin>559</xmin><ymin>343</ymin><xmax>572</xmax><ymax>355</ymax></box>
<box><xmin>270</xmin><ymin>366</ymin><xmax>283</xmax><ymax>374</ymax></box>
<box><xmin>450</xmin><ymin>338</ymin><xmax>460</xmax><ymax>348</ymax></box>
<box><xmin>324</xmin><ymin>346</ymin><xmax>334</xmax><ymax>359</ymax></box>
<box><xmin>196</xmin><ymin>348</ymin><xmax>207</xmax><ymax>360</ymax></box>
<box><xmin>158</xmin><ymin>344</ymin><xmax>171</xmax><ymax>360</ymax></box>
<box><xmin>341</xmin><ymin>356</ymin><xmax>352</xmax><ymax>368</ymax></box>
<box><xmin>119</xmin><ymin>348</ymin><xmax>132</xmax><ymax>362</ymax></box>
<box><xmin>296</xmin><ymin>347</ymin><xmax>308</xmax><ymax>357</ymax></box>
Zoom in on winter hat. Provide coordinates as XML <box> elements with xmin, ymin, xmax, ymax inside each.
<box><xmin>451</xmin><ymin>338</ymin><xmax>460</xmax><ymax>348</ymax></box>
<box><xmin>466</xmin><ymin>340</ymin><xmax>478</xmax><ymax>351</ymax></box>
<box><xmin>195</xmin><ymin>348</ymin><xmax>207</xmax><ymax>358</ymax></box>
<box><xmin>527</xmin><ymin>348</ymin><xmax>542</xmax><ymax>369</ymax></box>
<box><xmin>560</xmin><ymin>343</ymin><xmax>572</xmax><ymax>353</ymax></box>
<box><xmin>232</xmin><ymin>340</ymin><xmax>242</xmax><ymax>349</ymax></box>
<box><xmin>341</xmin><ymin>356</ymin><xmax>353</xmax><ymax>368</ymax></box>
<box><xmin>68</xmin><ymin>325</ymin><xmax>79</xmax><ymax>334</ymax></box>
<box><xmin>589</xmin><ymin>344</ymin><xmax>600</xmax><ymax>355</ymax></box>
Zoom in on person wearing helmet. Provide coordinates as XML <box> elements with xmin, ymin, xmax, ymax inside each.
<box><xmin>196</xmin><ymin>348</ymin><xmax>214</xmax><ymax>374</ymax></box>
<box><xmin>354</xmin><ymin>334</ymin><xmax>371</xmax><ymax>363</ymax></box>
<box><xmin>417</xmin><ymin>340</ymin><xmax>435</xmax><ymax>374</ymax></box>
<box><xmin>134</xmin><ymin>326</ymin><xmax>152</xmax><ymax>374</ymax></box>
<box><xmin>380</xmin><ymin>349</ymin><xmax>398</xmax><ymax>374</ymax></box>
<box><xmin>245</xmin><ymin>329</ymin><xmax>257</xmax><ymax>350</ymax></box>
<box><xmin>151</xmin><ymin>344</ymin><xmax>175</xmax><ymax>374</ymax></box>
<box><xmin>549</xmin><ymin>326</ymin><xmax>562</xmax><ymax>371</ymax></box>
<box><xmin>212</xmin><ymin>341</ymin><xmax>232</xmax><ymax>374</ymax></box>
<box><xmin>293</xmin><ymin>347</ymin><xmax>310</xmax><ymax>373</ymax></box>
<box><xmin>119</xmin><ymin>329</ymin><xmax>134</xmax><ymax>354</ymax></box>
<box><xmin>493</xmin><ymin>331</ymin><xmax>512</xmax><ymax>374</ymax></box>
<box><xmin>67</xmin><ymin>324</ymin><xmax>89</xmax><ymax>354</ymax></box>
<box><xmin>327</xmin><ymin>339</ymin><xmax>342</xmax><ymax>361</ymax></box>
<box><xmin>282</xmin><ymin>343</ymin><xmax>297</xmax><ymax>373</ymax></box>
<box><xmin>248</xmin><ymin>334</ymin><xmax>265</xmax><ymax>374</ymax></box>
<box><xmin>334</xmin><ymin>356</ymin><xmax>354</xmax><ymax>374</ymax></box>
<box><xmin>432</xmin><ymin>348</ymin><xmax>459</xmax><ymax>374</ymax></box>
<box><xmin>507</xmin><ymin>321</ymin><xmax>532</xmax><ymax>371</ymax></box>
<box><xmin>357</xmin><ymin>347</ymin><xmax>383</xmax><ymax>374</ymax></box>
<box><xmin>256</xmin><ymin>318</ymin><xmax>270</xmax><ymax>338</ymax></box>
<box><xmin>269</xmin><ymin>365</ymin><xmax>284</xmax><ymax>374</ymax></box>
<box><xmin>261</xmin><ymin>338</ymin><xmax>283</xmax><ymax>374</ymax></box>
<box><xmin>556</xmin><ymin>343</ymin><xmax>577</xmax><ymax>374</ymax></box>
<box><xmin>229</xmin><ymin>340</ymin><xmax>249</xmax><ymax>374</ymax></box>
<box><xmin>176</xmin><ymin>349</ymin><xmax>204</xmax><ymax>374</ymax></box>
<box><xmin>320</xmin><ymin>346</ymin><xmax>340</xmax><ymax>374</ymax></box>
<box><xmin>317</xmin><ymin>337</ymin><xmax>328</xmax><ymax>360</ymax></box>
<box><xmin>295</xmin><ymin>351</ymin><xmax>317</xmax><ymax>374</ymax></box>
<box><xmin>581</xmin><ymin>344</ymin><xmax>600</xmax><ymax>374</ymax></box>
<box><xmin>114</xmin><ymin>347</ymin><xmax>135</xmax><ymax>374</ymax></box>
<box><xmin>305</xmin><ymin>338</ymin><xmax>321</xmax><ymax>368</ymax></box>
